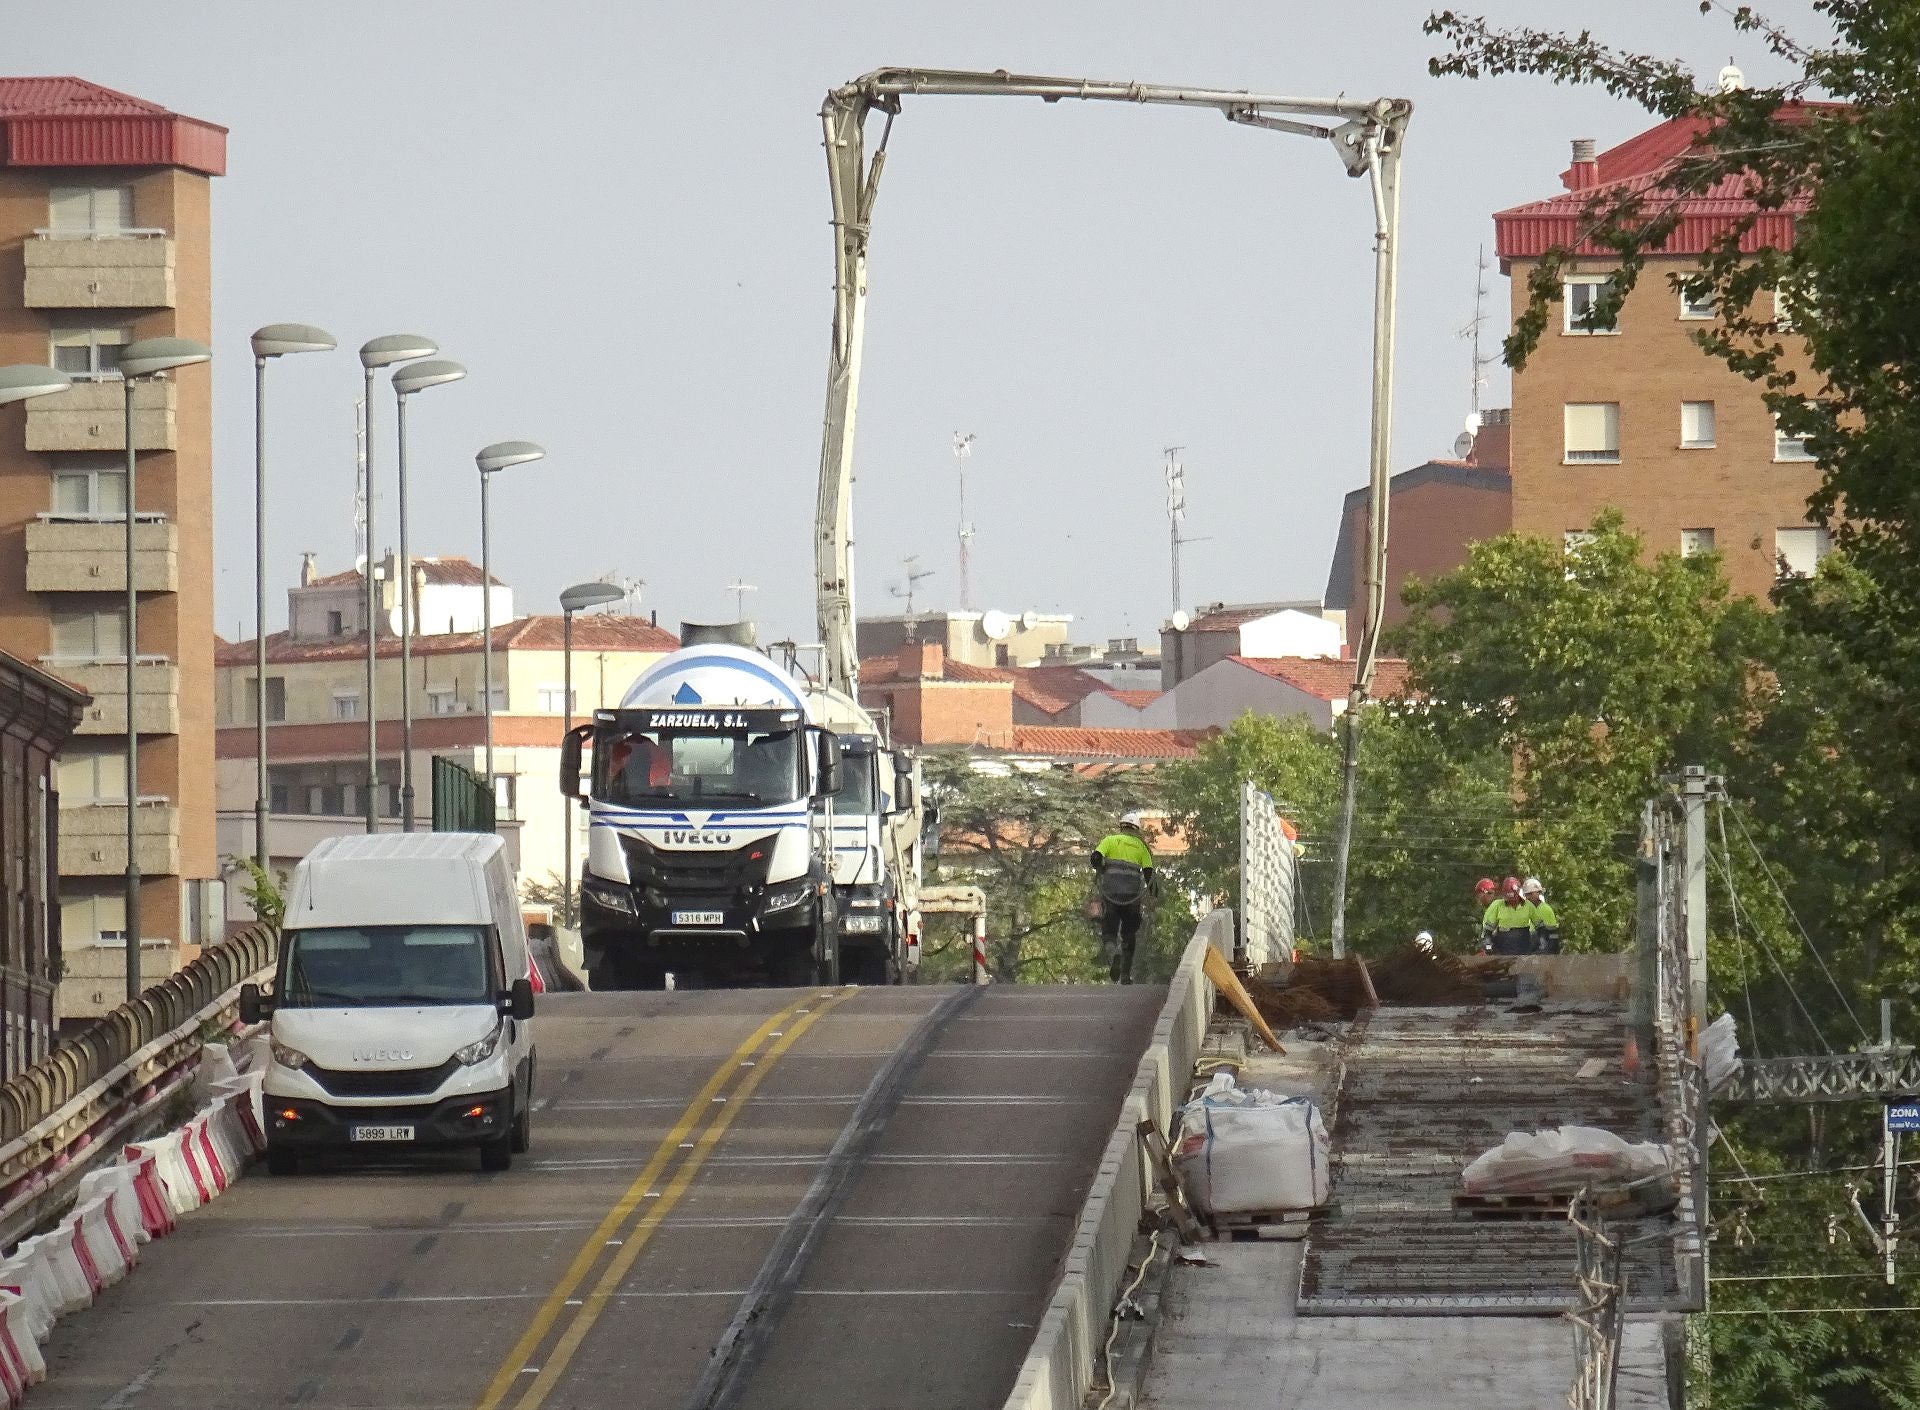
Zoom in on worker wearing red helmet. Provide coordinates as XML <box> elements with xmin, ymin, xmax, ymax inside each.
<box><xmin>1482</xmin><ymin>876</ymin><xmax>1537</xmax><ymax>955</ymax></box>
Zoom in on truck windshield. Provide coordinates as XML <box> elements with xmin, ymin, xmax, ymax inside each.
<box><xmin>833</xmin><ymin>749</ymin><xmax>879</xmax><ymax>817</ymax></box>
<box><xmin>279</xmin><ymin>925</ymin><xmax>493</xmax><ymax>1008</ymax></box>
<box><xmin>596</xmin><ymin>726</ymin><xmax>803</xmax><ymax>807</ymax></box>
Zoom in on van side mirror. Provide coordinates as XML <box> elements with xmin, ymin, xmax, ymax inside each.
<box><xmin>503</xmin><ymin>977</ymin><xmax>535</xmax><ymax>1022</ymax></box>
<box><xmin>239</xmin><ymin>982</ymin><xmax>272</xmax><ymax>1024</ymax></box>
<box><xmin>559</xmin><ymin>723</ymin><xmax>592</xmax><ymax>802</ymax></box>
<box><xmin>814</xmin><ymin>730</ymin><xmax>843</xmax><ymax>798</ymax></box>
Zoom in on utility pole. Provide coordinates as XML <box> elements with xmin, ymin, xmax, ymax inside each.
<box><xmin>1164</xmin><ymin>447</ymin><xmax>1188</xmax><ymax>616</ymax></box>
<box><xmin>1680</xmin><ymin>765</ymin><xmax>1712</xmax><ymax>1037</ymax></box>
<box><xmin>953</xmin><ymin>432</ymin><xmax>976</xmax><ymax>611</ymax></box>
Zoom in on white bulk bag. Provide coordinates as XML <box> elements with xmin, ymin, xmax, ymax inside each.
<box><xmin>1461</xmin><ymin>1125</ymin><xmax>1670</xmax><ymax>1196</ymax></box>
<box><xmin>1174</xmin><ymin>1074</ymin><xmax>1329</xmax><ymax>1214</ymax></box>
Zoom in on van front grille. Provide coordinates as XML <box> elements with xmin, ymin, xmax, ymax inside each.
<box><xmin>306</xmin><ymin>1057</ymin><xmax>460</xmax><ymax>1099</ymax></box>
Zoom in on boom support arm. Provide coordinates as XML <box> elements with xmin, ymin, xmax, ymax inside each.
<box><xmin>812</xmin><ymin>67</ymin><xmax>1411</xmax><ymax>707</ymax></box>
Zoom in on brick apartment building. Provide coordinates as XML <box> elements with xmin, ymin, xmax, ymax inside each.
<box><xmin>1495</xmin><ymin>118</ymin><xmax>1822</xmax><ymax>599</ymax></box>
<box><xmin>0</xmin><ymin>80</ymin><xmax>224</xmax><ymax>1019</ymax></box>
<box><xmin>1323</xmin><ymin>410</ymin><xmax>1512</xmax><ymax>632</ymax></box>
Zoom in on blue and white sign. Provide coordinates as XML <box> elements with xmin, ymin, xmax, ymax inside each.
<box><xmin>1887</xmin><ymin>1102</ymin><xmax>1920</xmax><ymax>1132</ymax></box>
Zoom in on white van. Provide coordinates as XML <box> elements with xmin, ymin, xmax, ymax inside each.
<box><xmin>241</xmin><ymin>833</ymin><xmax>538</xmax><ymax>1174</ymax></box>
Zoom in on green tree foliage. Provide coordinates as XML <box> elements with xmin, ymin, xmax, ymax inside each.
<box><xmin>231</xmin><ymin>856</ymin><xmax>286</xmax><ymax>929</ymax></box>
<box><xmin>920</xmin><ymin>752</ymin><xmax>1157</xmax><ymax>982</ymax></box>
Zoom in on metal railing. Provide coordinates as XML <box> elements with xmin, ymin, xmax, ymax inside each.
<box><xmin>0</xmin><ymin>924</ymin><xmax>276</xmax><ymax>1250</ymax></box>
<box><xmin>1237</xmin><ymin>779</ymin><xmax>1296</xmax><ymax>972</ymax></box>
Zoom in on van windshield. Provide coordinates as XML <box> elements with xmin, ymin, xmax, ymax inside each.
<box><xmin>279</xmin><ymin>925</ymin><xmax>493</xmax><ymax>1008</ymax></box>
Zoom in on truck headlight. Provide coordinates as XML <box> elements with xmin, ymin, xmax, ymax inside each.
<box><xmin>454</xmin><ymin>1023</ymin><xmax>505</xmax><ymax>1067</ymax></box>
<box><xmin>764</xmin><ymin>884</ymin><xmax>812</xmax><ymax>913</ymax></box>
<box><xmin>269</xmin><ymin>1040</ymin><xmax>311</xmax><ymax>1072</ymax></box>
<box><xmin>585</xmin><ymin>878</ymin><xmax>637</xmax><ymax>916</ymax></box>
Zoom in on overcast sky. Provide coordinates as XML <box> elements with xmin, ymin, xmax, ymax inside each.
<box><xmin>10</xmin><ymin>1</ymin><xmax>1825</xmax><ymax>646</ymax></box>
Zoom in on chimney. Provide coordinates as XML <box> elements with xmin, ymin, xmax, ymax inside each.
<box><xmin>1567</xmin><ymin>138</ymin><xmax>1599</xmax><ymax>191</ymax></box>
<box><xmin>897</xmin><ymin>640</ymin><xmax>943</xmax><ymax>680</ymax></box>
<box><xmin>299</xmin><ymin>552</ymin><xmax>319</xmax><ymax>587</ymax></box>
<box><xmin>1468</xmin><ymin>409</ymin><xmax>1511</xmax><ymax>470</ymax></box>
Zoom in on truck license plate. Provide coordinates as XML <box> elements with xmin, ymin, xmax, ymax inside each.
<box><xmin>350</xmin><ymin>1125</ymin><xmax>415</xmax><ymax>1142</ymax></box>
<box><xmin>672</xmin><ymin>911</ymin><xmax>724</xmax><ymax>926</ymax></box>
<box><xmin>843</xmin><ymin>915</ymin><xmax>883</xmax><ymax>934</ymax></box>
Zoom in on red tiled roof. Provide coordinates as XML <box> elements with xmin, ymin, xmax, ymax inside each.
<box><xmin>0</xmin><ymin>77</ymin><xmax>226</xmax><ymax>176</ymax></box>
<box><xmin>1007</xmin><ymin>726</ymin><xmax>1216</xmax><ymax>760</ymax></box>
<box><xmin>1493</xmin><ymin>107</ymin><xmax>1840</xmax><ymax>261</ymax></box>
<box><xmin>858</xmin><ymin>655</ymin><xmax>1012</xmax><ymax>686</ymax></box>
<box><xmin>1227</xmin><ymin>655</ymin><xmax>1411</xmax><ymax>702</ymax></box>
<box><xmin>1105</xmin><ymin>690</ymin><xmax>1161</xmax><ymax>710</ymax></box>
<box><xmin>217</xmin><ymin>615</ymin><xmax>678</xmax><ymax>666</ymax></box>
<box><xmin>1004</xmin><ymin>665</ymin><xmax>1110</xmax><ymax>714</ymax></box>
<box><xmin>305</xmin><ymin>557</ymin><xmax>503</xmax><ymax>589</ymax></box>
<box><xmin>1185</xmin><ymin>604</ymin><xmax>1286</xmax><ymax>633</ymax></box>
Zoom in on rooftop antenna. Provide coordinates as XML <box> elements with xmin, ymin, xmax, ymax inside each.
<box><xmin>1164</xmin><ymin>447</ymin><xmax>1208</xmax><ymax>616</ymax></box>
<box><xmin>1456</xmin><ymin>244</ymin><xmax>1497</xmax><ymax>447</ymax></box>
<box><xmin>593</xmin><ymin>572</ymin><xmax>644</xmax><ymax>615</ymax></box>
<box><xmin>726</xmin><ymin>580</ymin><xmax>758</xmax><ymax>623</ymax></box>
<box><xmin>890</xmin><ymin>554</ymin><xmax>935</xmax><ymax>618</ymax></box>
<box><xmin>953</xmin><ymin>432</ymin><xmax>976</xmax><ymax>611</ymax></box>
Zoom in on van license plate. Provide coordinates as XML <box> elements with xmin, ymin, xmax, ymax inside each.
<box><xmin>350</xmin><ymin>1125</ymin><xmax>415</xmax><ymax>1142</ymax></box>
<box><xmin>672</xmin><ymin>911</ymin><xmax>724</xmax><ymax>926</ymax></box>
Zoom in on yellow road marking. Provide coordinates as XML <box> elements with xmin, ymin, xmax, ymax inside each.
<box><xmin>471</xmin><ymin>988</ymin><xmax>855</xmax><ymax>1410</ymax></box>
<box><xmin>512</xmin><ymin>991</ymin><xmax>854</xmax><ymax>1408</ymax></box>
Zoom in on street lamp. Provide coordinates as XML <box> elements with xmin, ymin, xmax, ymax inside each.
<box><xmin>390</xmin><ymin>358</ymin><xmax>466</xmax><ymax>831</ymax></box>
<box><xmin>249</xmin><ymin>324</ymin><xmax>334</xmax><ymax>875</ymax></box>
<box><xmin>558</xmin><ymin>581</ymin><xmax>624</xmax><ymax>927</ymax></box>
<box><xmin>474</xmin><ymin>441</ymin><xmax>545</xmax><ymax>795</ymax></box>
<box><xmin>118</xmin><ymin>338</ymin><xmax>210</xmax><ymax>1002</ymax></box>
<box><xmin>357</xmin><ymin>335</ymin><xmax>439</xmax><ymax>832</ymax></box>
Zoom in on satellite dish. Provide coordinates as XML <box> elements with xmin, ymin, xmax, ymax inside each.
<box><xmin>1020</xmin><ymin>609</ymin><xmax>1040</xmax><ymax>631</ymax></box>
<box><xmin>980</xmin><ymin>609</ymin><xmax>1012</xmax><ymax>641</ymax></box>
<box><xmin>1453</xmin><ymin>431</ymin><xmax>1476</xmax><ymax>459</ymax></box>
<box><xmin>1170</xmin><ymin>609</ymin><xmax>1191</xmax><ymax>632</ymax></box>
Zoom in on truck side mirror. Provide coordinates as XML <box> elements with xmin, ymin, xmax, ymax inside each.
<box><xmin>815</xmin><ymin>730</ymin><xmax>843</xmax><ymax>798</ymax></box>
<box><xmin>239</xmin><ymin>982</ymin><xmax>272</xmax><ymax>1024</ymax></box>
<box><xmin>503</xmin><ymin>977</ymin><xmax>535</xmax><ymax>1021</ymax></box>
<box><xmin>559</xmin><ymin>723</ymin><xmax>593</xmax><ymax>802</ymax></box>
<box><xmin>890</xmin><ymin>751</ymin><xmax>915</xmax><ymax>814</ymax></box>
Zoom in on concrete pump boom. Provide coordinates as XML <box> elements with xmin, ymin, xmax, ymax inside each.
<box><xmin>812</xmin><ymin>69</ymin><xmax>1408</xmax><ymax>947</ymax></box>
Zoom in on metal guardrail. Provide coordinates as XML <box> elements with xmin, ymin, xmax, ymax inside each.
<box><xmin>0</xmin><ymin>924</ymin><xmax>277</xmax><ymax>1250</ymax></box>
<box><xmin>1238</xmin><ymin>779</ymin><xmax>1295</xmax><ymax>972</ymax></box>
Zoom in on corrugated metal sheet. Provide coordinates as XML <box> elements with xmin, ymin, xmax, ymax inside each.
<box><xmin>1497</xmin><ymin>209</ymin><xmax>1803</xmax><ymax>260</ymax></box>
<box><xmin>5</xmin><ymin>115</ymin><xmax>226</xmax><ymax>176</ymax></box>
<box><xmin>0</xmin><ymin>77</ymin><xmax>169</xmax><ymax>118</ymax></box>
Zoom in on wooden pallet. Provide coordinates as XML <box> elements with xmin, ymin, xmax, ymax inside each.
<box><xmin>1210</xmin><ymin>1204</ymin><xmax>1338</xmax><ymax>1240</ymax></box>
<box><xmin>1451</xmin><ymin>1191</ymin><xmax>1574</xmax><ymax>1221</ymax></box>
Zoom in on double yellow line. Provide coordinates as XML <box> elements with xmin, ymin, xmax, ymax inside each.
<box><xmin>473</xmin><ymin>987</ymin><xmax>857</xmax><ymax>1410</ymax></box>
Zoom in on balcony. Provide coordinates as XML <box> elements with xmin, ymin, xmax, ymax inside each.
<box><xmin>51</xmin><ymin>660</ymin><xmax>179</xmax><ymax>736</ymax></box>
<box><xmin>23</xmin><ymin>233</ymin><xmax>175</xmax><ymax>309</ymax></box>
<box><xmin>26</xmin><ymin>379</ymin><xmax>175</xmax><ymax>453</ymax></box>
<box><xmin>57</xmin><ymin>799</ymin><xmax>179</xmax><ymax>878</ymax></box>
<box><xmin>25</xmin><ymin>517</ymin><xmax>176</xmax><ymax>593</ymax></box>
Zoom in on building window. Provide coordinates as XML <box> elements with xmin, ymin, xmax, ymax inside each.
<box><xmin>1680</xmin><ymin>401</ymin><xmax>1716</xmax><ymax>449</ymax></box>
<box><xmin>50</xmin><ymin>457</ymin><xmax>128</xmax><ymax>519</ymax></box>
<box><xmin>537</xmin><ymin>684</ymin><xmax>574</xmax><ymax>714</ymax></box>
<box><xmin>492</xmin><ymin>773</ymin><xmax>517</xmax><ymax>819</ymax></box>
<box><xmin>246</xmin><ymin>676</ymin><xmax>287</xmax><ymax>723</ymax></box>
<box><xmin>61</xmin><ymin>892</ymin><xmax>127</xmax><ymax>948</ymax></box>
<box><xmin>331</xmin><ymin>690</ymin><xmax>361</xmax><ymax>721</ymax></box>
<box><xmin>49</xmin><ymin>606</ymin><xmax>128</xmax><ymax>661</ymax></box>
<box><xmin>48</xmin><ymin>185</ymin><xmax>135</xmax><ymax>236</ymax></box>
<box><xmin>56</xmin><ymin>749</ymin><xmax>127</xmax><ymax>805</ymax></box>
<box><xmin>1775</xmin><ymin>527</ymin><xmax>1832</xmax><ymax>579</ymax></box>
<box><xmin>326</xmin><ymin>609</ymin><xmax>344</xmax><ymax>636</ymax></box>
<box><xmin>427</xmin><ymin>687</ymin><xmax>459</xmax><ymax>716</ymax></box>
<box><xmin>1563</xmin><ymin>403</ymin><xmax>1621</xmax><ymax>463</ymax></box>
<box><xmin>270</xmin><ymin>783</ymin><xmax>291</xmax><ymax>814</ymax></box>
<box><xmin>49</xmin><ymin>326</ymin><xmax>132</xmax><ymax>380</ymax></box>
<box><xmin>488</xmin><ymin>686</ymin><xmax>507</xmax><ymax>712</ymax></box>
<box><xmin>1678</xmin><ymin>284</ymin><xmax>1716</xmax><ymax>320</ymax></box>
<box><xmin>1680</xmin><ymin>528</ymin><xmax>1716</xmax><ymax>557</ymax></box>
<box><xmin>1563</xmin><ymin>275</ymin><xmax>1619</xmax><ymax>335</ymax></box>
<box><xmin>1774</xmin><ymin>414</ymin><xmax>1815</xmax><ymax>462</ymax></box>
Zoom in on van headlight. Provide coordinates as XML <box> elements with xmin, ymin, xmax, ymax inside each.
<box><xmin>454</xmin><ymin>1024</ymin><xmax>505</xmax><ymax>1067</ymax></box>
<box><xmin>269</xmin><ymin>1040</ymin><xmax>311</xmax><ymax>1072</ymax></box>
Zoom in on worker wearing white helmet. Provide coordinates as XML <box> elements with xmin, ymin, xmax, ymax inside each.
<box><xmin>1413</xmin><ymin>930</ymin><xmax>1435</xmax><ymax>954</ymax></box>
<box><xmin>1521</xmin><ymin>877</ymin><xmax>1561</xmax><ymax>954</ymax></box>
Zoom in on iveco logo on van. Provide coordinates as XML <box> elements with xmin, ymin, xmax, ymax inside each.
<box><xmin>664</xmin><ymin>830</ymin><xmax>733</xmax><ymax>846</ymax></box>
<box><xmin>352</xmin><ymin>1048</ymin><xmax>413</xmax><ymax>1063</ymax></box>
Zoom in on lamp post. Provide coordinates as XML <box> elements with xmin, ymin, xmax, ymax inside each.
<box><xmin>474</xmin><ymin>442</ymin><xmax>546</xmax><ymax>791</ymax></box>
<box><xmin>558</xmin><ymin>582</ymin><xmax>624</xmax><ymax>927</ymax></box>
<box><xmin>249</xmin><ymin>325</ymin><xmax>334</xmax><ymax>873</ymax></box>
<box><xmin>117</xmin><ymin>338</ymin><xmax>210</xmax><ymax>1001</ymax></box>
<box><xmin>357</xmin><ymin>336</ymin><xmax>439</xmax><ymax>832</ymax></box>
<box><xmin>390</xmin><ymin>358</ymin><xmax>467</xmax><ymax>831</ymax></box>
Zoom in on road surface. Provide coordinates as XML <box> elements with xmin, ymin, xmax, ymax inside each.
<box><xmin>37</xmin><ymin>983</ymin><xmax>1163</xmax><ymax>1410</ymax></box>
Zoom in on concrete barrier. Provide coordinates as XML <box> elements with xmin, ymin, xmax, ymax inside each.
<box><xmin>998</xmin><ymin>908</ymin><xmax>1227</xmax><ymax>1410</ymax></box>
